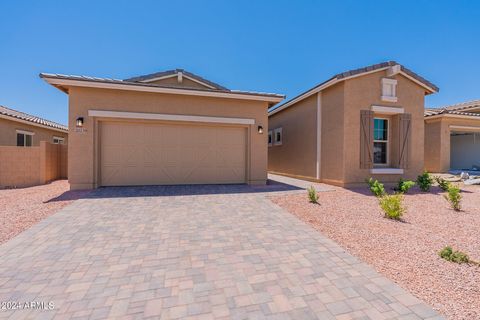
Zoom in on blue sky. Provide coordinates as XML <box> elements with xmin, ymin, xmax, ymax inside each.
<box><xmin>0</xmin><ymin>1</ymin><xmax>478</xmax><ymax>125</ymax></box>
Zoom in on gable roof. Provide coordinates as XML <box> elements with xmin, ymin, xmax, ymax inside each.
<box><xmin>269</xmin><ymin>61</ymin><xmax>439</xmax><ymax>116</ymax></box>
<box><xmin>0</xmin><ymin>105</ymin><xmax>68</xmax><ymax>132</ymax></box>
<box><xmin>424</xmin><ymin>100</ymin><xmax>480</xmax><ymax>119</ymax></box>
<box><xmin>124</xmin><ymin>69</ymin><xmax>229</xmax><ymax>91</ymax></box>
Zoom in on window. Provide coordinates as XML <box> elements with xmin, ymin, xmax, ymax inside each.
<box><xmin>16</xmin><ymin>130</ymin><xmax>33</xmax><ymax>147</ymax></box>
<box><xmin>53</xmin><ymin>136</ymin><xmax>65</xmax><ymax>144</ymax></box>
<box><xmin>273</xmin><ymin>128</ymin><xmax>283</xmax><ymax>146</ymax></box>
<box><xmin>268</xmin><ymin>130</ymin><xmax>273</xmax><ymax>147</ymax></box>
<box><xmin>382</xmin><ymin>78</ymin><xmax>397</xmax><ymax>102</ymax></box>
<box><xmin>373</xmin><ymin>118</ymin><xmax>388</xmax><ymax>164</ymax></box>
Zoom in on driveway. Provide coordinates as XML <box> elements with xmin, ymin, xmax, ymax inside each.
<box><xmin>0</xmin><ymin>182</ymin><xmax>441</xmax><ymax>319</ymax></box>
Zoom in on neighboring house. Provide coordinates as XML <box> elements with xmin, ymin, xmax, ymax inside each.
<box><xmin>425</xmin><ymin>100</ymin><xmax>480</xmax><ymax>172</ymax></box>
<box><xmin>0</xmin><ymin>105</ymin><xmax>68</xmax><ymax>146</ymax></box>
<box><xmin>268</xmin><ymin>61</ymin><xmax>438</xmax><ymax>187</ymax></box>
<box><xmin>41</xmin><ymin>69</ymin><xmax>284</xmax><ymax>190</ymax></box>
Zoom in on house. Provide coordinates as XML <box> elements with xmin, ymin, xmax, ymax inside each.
<box><xmin>40</xmin><ymin>69</ymin><xmax>284</xmax><ymax>190</ymax></box>
<box><xmin>268</xmin><ymin>61</ymin><xmax>438</xmax><ymax>187</ymax></box>
<box><xmin>0</xmin><ymin>105</ymin><xmax>68</xmax><ymax>146</ymax></box>
<box><xmin>425</xmin><ymin>100</ymin><xmax>480</xmax><ymax>172</ymax></box>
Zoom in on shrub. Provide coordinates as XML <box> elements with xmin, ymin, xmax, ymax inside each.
<box><xmin>367</xmin><ymin>178</ymin><xmax>386</xmax><ymax>197</ymax></box>
<box><xmin>439</xmin><ymin>246</ymin><xmax>470</xmax><ymax>263</ymax></box>
<box><xmin>435</xmin><ymin>176</ymin><xmax>451</xmax><ymax>191</ymax></box>
<box><xmin>395</xmin><ymin>178</ymin><xmax>416</xmax><ymax>194</ymax></box>
<box><xmin>417</xmin><ymin>171</ymin><xmax>433</xmax><ymax>192</ymax></box>
<box><xmin>444</xmin><ymin>184</ymin><xmax>462</xmax><ymax>211</ymax></box>
<box><xmin>307</xmin><ymin>186</ymin><xmax>319</xmax><ymax>204</ymax></box>
<box><xmin>379</xmin><ymin>194</ymin><xmax>404</xmax><ymax>220</ymax></box>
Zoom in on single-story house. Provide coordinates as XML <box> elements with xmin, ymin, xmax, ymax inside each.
<box><xmin>425</xmin><ymin>100</ymin><xmax>480</xmax><ymax>172</ymax></box>
<box><xmin>268</xmin><ymin>61</ymin><xmax>439</xmax><ymax>187</ymax></box>
<box><xmin>0</xmin><ymin>105</ymin><xmax>68</xmax><ymax>146</ymax></box>
<box><xmin>41</xmin><ymin>69</ymin><xmax>284</xmax><ymax>190</ymax></box>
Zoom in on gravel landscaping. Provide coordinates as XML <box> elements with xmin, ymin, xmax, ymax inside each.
<box><xmin>0</xmin><ymin>180</ymin><xmax>89</xmax><ymax>244</ymax></box>
<box><xmin>271</xmin><ymin>184</ymin><xmax>480</xmax><ymax>320</ymax></box>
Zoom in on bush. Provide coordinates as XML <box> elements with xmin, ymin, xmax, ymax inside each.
<box><xmin>435</xmin><ymin>176</ymin><xmax>451</xmax><ymax>191</ymax></box>
<box><xmin>439</xmin><ymin>246</ymin><xmax>470</xmax><ymax>263</ymax></box>
<box><xmin>395</xmin><ymin>178</ymin><xmax>416</xmax><ymax>194</ymax></box>
<box><xmin>444</xmin><ymin>184</ymin><xmax>462</xmax><ymax>211</ymax></box>
<box><xmin>379</xmin><ymin>194</ymin><xmax>404</xmax><ymax>220</ymax></box>
<box><xmin>367</xmin><ymin>178</ymin><xmax>386</xmax><ymax>197</ymax></box>
<box><xmin>417</xmin><ymin>171</ymin><xmax>433</xmax><ymax>192</ymax></box>
<box><xmin>307</xmin><ymin>186</ymin><xmax>319</xmax><ymax>204</ymax></box>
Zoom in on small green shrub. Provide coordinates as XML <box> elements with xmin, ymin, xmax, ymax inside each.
<box><xmin>367</xmin><ymin>178</ymin><xmax>386</xmax><ymax>197</ymax></box>
<box><xmin>439</xmin><ymin>246</ymin><xmax>470</xmax><ymax>263</ymax></box>
<box><xmin>307</xmin><ymin>186</ymin><xmax>319</xmax><ymax>204</ymax></box>
<box><xmin>444</xmin><ymin>184</ymin><xmax>462</xmax><ymax>211</ymax></box>
<box><xmin>379</xmin><ymin>194</ymin><xmax>404</xmax><ymax>220</ymax></box>
<box><xmin>395</xmin><ymin>178</ymin><xmax>416</xmax><ymax>194</ymax></box>
<box><xmin>435</xmin><ymin>176</ymin><xmax>451</xmax><ymax>191</ymax></box>
<box><xmin>417</xmin><ymin>171</ymin><xmax>433</xmax><ymax>192</ymax></box>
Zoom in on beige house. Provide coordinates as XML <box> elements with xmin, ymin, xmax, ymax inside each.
<box><xmin>268</xmin><ymin>61</ymin><xmax>438</xmax><ymax>187</ymax></box>
<box><xmin>425</xmin><ymin>100</ymin><xmax>480</xmax><ymax>172</ymax></box>
<box><xmin>41</xmin><ymin>69</ymin><xmax>284</xmax><ymax>190</ymax></box>
<box><xmin>0</xmin><ymin>105</ymin><xmax>68</xmax><ymax>146</ymax></box>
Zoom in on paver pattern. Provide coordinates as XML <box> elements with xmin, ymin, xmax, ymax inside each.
<box><xmin>0</xmin><ymin>183</ymin><xmax>442</xmax><ymax>319</ymax></box>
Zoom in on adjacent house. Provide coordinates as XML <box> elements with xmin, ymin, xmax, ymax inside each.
<box><xmin>268</xmin><ymin>61</ymin><xmax>438</xmax><ymax>187</ymax></box>
<box><xmin>41</xmin><ymin>69</ymin><xmax>284</xmax><ymax>190</ymax></box>
<box><xmin>0</xmin><ymin>105</ymin><xmax>68</xmax><ymax>146</ymax></box>
<box><xmin>425</xmin><ymin>100</ymin><xmax>480</xmax><ymax>172</ymax></box>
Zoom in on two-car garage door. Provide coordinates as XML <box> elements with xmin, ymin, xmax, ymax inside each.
<box><xmin>100</xmin><ymin>121</ymin><xmax>247</xmax><ymax>186</ymax></box>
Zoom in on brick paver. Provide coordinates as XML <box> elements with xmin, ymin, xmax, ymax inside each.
<box><xmin>0</xmin><ymin>183</ymin><xmax>442</xmax><ymax>319</ymax></box>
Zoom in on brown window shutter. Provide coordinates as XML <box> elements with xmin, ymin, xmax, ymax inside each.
<box><xmin>360</xmin><ymin>110</ymin><xmax>374</xmax><ymax>169</ymax></box>
<box><xmin>398</xmin><ymin>113</ymin><xmax>412</xmax><ymax>169</ymax></box>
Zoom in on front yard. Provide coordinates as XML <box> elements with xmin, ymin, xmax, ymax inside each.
<box><xmin>271</xmin><ymin>184</ymin><xmax>480</xmax><ymax>320</ymax></box>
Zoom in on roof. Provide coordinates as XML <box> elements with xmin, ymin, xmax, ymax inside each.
<box><xmin>0</xmin><ymin>105</ymin><xmax>68</xmax><ymax>132</ymax></box>
<box><xmin>424</xmin><ymin>100</ymin><xmax>480</xmax><ymax>119</ymax></box>
<box><xmin>269</xmin><ymin>61</ymin><xmax>439</xmax><ymax>116</ymax></box>
<box><xmin>39</xmin><ymin>72</ymin><xmax>284</xmax><ymax>104</ymax></box>
<box><xmin>124</xmin><ymin>69</ymin><xmax>229</xmax><ymax>91</ymax></box>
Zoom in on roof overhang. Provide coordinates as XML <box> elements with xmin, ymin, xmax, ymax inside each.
<box><xmin>0</xmin><ymin>113</ymin><xmax>68</xmax><ymax>133</ymax></box>
<box><xmin>424</xmin><ymin>113</ymin><xmax>480</xmax><ymax>121</ymax></box>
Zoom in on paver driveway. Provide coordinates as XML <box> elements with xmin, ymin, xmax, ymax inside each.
<box><xmin>0</xmin><ymin>183</ymin><xmax>442</xmax><ymax>320</ymax></box>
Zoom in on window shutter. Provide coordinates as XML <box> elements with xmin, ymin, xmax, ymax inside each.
<box><xmin>360</xmin><ymin>110</ymin><xmax>374</xmax><ymax>169</ymax></box>
<box><xmin>398</xmin><ymin>113</ymin><xmax>412</xmax><ymax>169</ymax></box>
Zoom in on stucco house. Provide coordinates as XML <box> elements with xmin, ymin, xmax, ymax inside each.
<box><xmin>425</xmin><ymin>100</ymin><xmax>480</xmax><ymax>172</ymax></box>
<box><xmin>268</xmin><ymin>61</ymin><xmax>438</xmax><ymax>187</ymax></box>
<box><xmin>41</xmin><ymin>69</ymin><xmax>284</xmax><ymax>190</ymax></box>
<box><xmin>0</xmin><ymin>105</ymin><xmax>68</xmax><ymax>146</ymax></box>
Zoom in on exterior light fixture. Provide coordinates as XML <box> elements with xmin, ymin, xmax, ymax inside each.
<box><xmin>258</xmin><ymin>125</ymin><xmax>264</xmax><ymax>134</ymax></box>
<box><xmin>76</xmin><ymin>117</ymin><xmax>84</xmax><ymax>127</ymax></box>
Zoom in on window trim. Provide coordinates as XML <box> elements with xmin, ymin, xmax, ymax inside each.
<box><xmin>373</xmin><ymin>118</ymin><xmax>389</xmax><ymax>166</ymax></box>
<box><xmin>268</xmin><ymin>130</ymin><xmax>273</xmax><ymax>147</ymax></box>
<box><xmin>381</xmin><ymin>78</ymin><xmax>398</xmax><ymax>102</ymax></box>
<box><xmin>53</xmin><ymin>136</ymin><xmax>65</xmax><ymax>144</ymax></box>
<box><xmin>16</xmin><ymin>130</ymin><xmax>34</xmax><ymax>147</ymax></box>
<box><xmin>273</xmin><ymin>127</ymin><xmax>283</xmax><ymax>146</ymax></box>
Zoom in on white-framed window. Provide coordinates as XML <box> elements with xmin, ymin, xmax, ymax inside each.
<box><xmin>373</xmin><ymin>118</ymin><xmax>388</xmax><ymax>165</ymax></box>
<box><xmin>268</xmin><ymin>130</ymin><xmax>273</xmax><ymax>147</ymax></box>
<box><xmin>381</xmin><ymin>78</ymin><xmax>398</xmax><ymax>102</ymax></box>
<box><xmin>53</xmin><ymin>136</ymin><xmax>65</xmax><ymax>144</ymax></box>
<box><xmin>16</xmin><ymin>130</ymin><xmax>34</xmax><ymax>147</ymax></box>
<box><xmin>274</xmin><ymin>127</ymin><xmax>283</xmax><ymax>146</ymax></box>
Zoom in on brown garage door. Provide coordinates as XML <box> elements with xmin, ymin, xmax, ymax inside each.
<box><xmin>100</xmin><ymin>121</ymin><xmax>247</xmax><ymax>186</ymax></box>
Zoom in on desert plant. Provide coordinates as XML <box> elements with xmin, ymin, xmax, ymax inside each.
<box><xmin>444</xmin><ymin>184</ymin><xmax>462</xmax><ymax>211</ymax></box>
<box><xmin>367</xmin><ymin>178</ymin><xmax>386</xmax><ymax>197</ymax></box>
<box><xmin>379</xmin><ymin>194</ymin><xmax>404</xmax><ymax>220</ymax></box>
<box><xmin>395</xmin><ymin>178</ymin><xmax>416</xmax><ymax>194</ymax></box>
<box><xmin>417</xmin><ymin>171</ymin><xmax>433</xmax><ymax>192</ymax></box>
<box><xmin>307</xmin><ymin>186</ymin><xmax>319</xmax><ymax>204</ymax></box>
<box><xmin>435</xmin><ymin>176</ymin><xmax>451</xmax><ymax>191</ymax></box>
<box><xmin>439</xmin><ymin>246</ymin><xmax>470</xmax><ymax>263</ymax></box>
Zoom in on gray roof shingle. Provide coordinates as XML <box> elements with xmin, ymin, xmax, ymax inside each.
<box><xmin>0</xmin><ymin>105</ymin><xmax>68</xmax><ymax>131</ymax></box>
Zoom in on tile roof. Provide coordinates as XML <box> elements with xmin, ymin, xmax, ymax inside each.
<box><xmin>425</xmin><ymin>100</ymin><xmax>480</xmax><ymax>118</ymax></box>
<box><xmin>0</xmin><ymin>105</ymin><xmax>68</xmax><ymax>131</ymax></box>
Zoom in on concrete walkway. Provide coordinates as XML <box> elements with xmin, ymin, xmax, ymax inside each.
<box><xmin>0</xmin><ymin>184</ymin><xmax>442</xmax><ymax>319</ymax></box>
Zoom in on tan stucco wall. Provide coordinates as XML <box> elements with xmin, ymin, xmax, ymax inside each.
<box><xmin>68</xmin><ymin>87</ymin><xmax>269</xmax><ymax>190</ymax></box>
<box><xmin>0</xmin><ymin>118</ymin><xmax>68</xmax><ymax>146</ymax></box>
<box><xmin>268</xmin><ymin>94</ymin><xmax>318</xmax><ymax>178</ymax></box>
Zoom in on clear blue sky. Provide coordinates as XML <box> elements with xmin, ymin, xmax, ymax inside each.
<box><xmin>0</xmin><ymin>1</ymin><xmax>478</xmax><ymax>125</ymax></box>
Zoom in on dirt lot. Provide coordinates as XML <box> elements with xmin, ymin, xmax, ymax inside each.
<box><xmin>271</xmin><ymin>184</ymin><xmax>480</xmax><ymax>320</ymax></box>
<box><xmin>0</xmin><ymin>180</ymin><xmax>89</xmax><ymax>244</ymax></box>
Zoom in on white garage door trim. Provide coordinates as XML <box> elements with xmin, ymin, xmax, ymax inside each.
<box><xmin>89</xmin><ymin>110</ymin><xmax>255</xmax><ymax>125</ymax></box>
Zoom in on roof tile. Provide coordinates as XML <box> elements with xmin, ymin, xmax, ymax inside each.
<box><xmin>0</xmin><ymin>105</ymin><xmax>68</xmax><ymax>131</ymax></box>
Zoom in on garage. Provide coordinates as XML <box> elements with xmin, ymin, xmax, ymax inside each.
<box><xmin>450</xmin><ymin>130</ymin><xmax>480</xmax><ymax>171</ymax></box>
<box><xmin>100</xmin><ymin>121</ymin><xmax>247</xmax><ymax>186</ymax></box>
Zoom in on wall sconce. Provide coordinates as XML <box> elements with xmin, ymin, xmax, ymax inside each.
<box><xmin>257</xmin><ymin>125</ymin><xmax>264</xmax><ymax>134</ymax></box>
<box><xmin>76</xmin><ymin>117</ymin><xmax>84</xmax><ymax>127</ymax></box>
